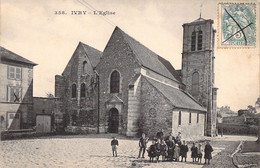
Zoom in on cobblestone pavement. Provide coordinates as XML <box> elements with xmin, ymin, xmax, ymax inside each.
<box><xmin>0</xmin><ymin>135</ymin><xmax>257</xmax><ymax>168</ymax></box>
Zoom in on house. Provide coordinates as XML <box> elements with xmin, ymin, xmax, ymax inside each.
<box><xmin>0</xmin><ymin>46</ymin><xmax>37</xmax><ymax>131</ymax></box>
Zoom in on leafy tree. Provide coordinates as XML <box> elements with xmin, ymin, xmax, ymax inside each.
<box><xmin>247</xmin><ymin>105</ymin><xmax>257</xmax><ymax>114</ymax></box>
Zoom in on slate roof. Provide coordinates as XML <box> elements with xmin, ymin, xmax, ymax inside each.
<box><xmin>62</xmin><ymin>42</ymin><xmax>102</xmax><ymax>76</ymax></box>
<box><xmin>80</xmin><ymin>42</ymin><xmax>102</xmax><ymax>68</ymax></box>
<box><xmin>0</xmin><ymin>46</ymin><xmax>37</xmax><ymax>65</ymax></box>
<box><xmin>116</xmin><ymin>27</ymin><xmax>181</xmax><ymax>83</ymax></box>
<box><xmin>144</xmin><ymin>76</ymin><xmax>206</xmax><ymax>112</ymax></box>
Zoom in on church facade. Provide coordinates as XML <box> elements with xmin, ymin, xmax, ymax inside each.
<box><xmin>55</xmin><ymin>18</ymin><xmax>217</xmax><ymax>138</ymax></box>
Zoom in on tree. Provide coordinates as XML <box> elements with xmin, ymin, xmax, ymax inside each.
<box><xmin>247</xmin><ymin>105</ymin><xmax>257</xmax><ymax>114</ymax></box>
<box><xmin>255</xmin><ymin>97</ymin><xmax>260</xmax><ymax>107</ymax></box>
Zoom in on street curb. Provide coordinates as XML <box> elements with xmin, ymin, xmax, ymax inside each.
<box><xmin>231</xmin><ymin>141</ymin><xmax>243</xmax><ymax>168</ymax></box>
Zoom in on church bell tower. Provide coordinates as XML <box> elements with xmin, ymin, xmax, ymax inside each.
<box><xmin>181</xmin><ymin>17</ymin><xmax>218</xmax><ymax>136</ymax></box>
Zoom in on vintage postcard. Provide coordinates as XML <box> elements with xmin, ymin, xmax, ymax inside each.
<box><xmin>0</xmin><ymin>0</ymin><xmax>259</xmax><ymax>168</ymax></box>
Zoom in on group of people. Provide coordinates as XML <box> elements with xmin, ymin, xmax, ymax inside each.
<box><xmin>137</xmin><ymin>132</ymin><xmax>214</xmax><ymax>164</ymax></box>
<box><xmin>110</xmin><ymin>131</ymin><xmax>214</xmax><ymax>165</ymax></box>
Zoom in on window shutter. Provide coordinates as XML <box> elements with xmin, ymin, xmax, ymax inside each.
<box><xmin>6</xmin><ymin>86</ymin><xmax>9</xmax><ymax>101</ymax></box>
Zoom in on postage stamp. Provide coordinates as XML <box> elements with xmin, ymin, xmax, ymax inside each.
<box><xmin>217</xmin><ymin>2</ymin><xmax>256</xmax><ymax>48</ymax></box>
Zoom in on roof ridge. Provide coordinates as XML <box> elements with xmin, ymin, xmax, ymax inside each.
<box><xmin>143</xmin><ymin>75</ymin><xmax>206</xmax><ymax>111</ymax></box>
<box><xmin>180</xmin><ymin>89</ymin><xmax>205</xmax><ymax>107</ymax></box>
<box><xmin>0</xmin><ymin>46</ymin><xmax>37</xmax><ymax>65</ymax></box>
<box><xmin>114</xmin><ymin>27</ymin><xmax>180</xmax><ymax>83</ymax></box>
<box><xmin>79</xmin><ymin>41</ymin><xmax>102</xmax><ymax>54</ymax></box>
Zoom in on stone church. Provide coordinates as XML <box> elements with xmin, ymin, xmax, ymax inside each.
<box><xmin>55</xmin><ymin>17</ymin><xmax>217</xmax><ymax>138</ymax></box>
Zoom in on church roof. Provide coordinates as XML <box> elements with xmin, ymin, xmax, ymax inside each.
<box><xmin>80</xmin><ymin>42</ymin><xmax>102</xmax><ymax>68</ymax></box>
<box><xmin>62</xmin><ymin>42</ymin><xmax>102</xmax><ymax>76</ymax></box>
<box><xmin>144</xmin><ymin>76</ymin><xmax>206</xmax><ymax>112</ymax></box>
<box><xmin>0</xmin><ymin>46</ymin><xmax>37</xmax><ymax>65</ymax></box>
<box><xmin>115</xmin><ymin>27</ymin><xmax>182</xmax><ymax>83</ymax></box>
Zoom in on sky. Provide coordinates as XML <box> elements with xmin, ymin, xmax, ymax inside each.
<box><xmin>1</xmin><ymin>0</ymin><xmax>259</xmax><ymax>111</ymax></box>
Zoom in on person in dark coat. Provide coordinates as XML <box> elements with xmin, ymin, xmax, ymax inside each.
<box><xmin>180</xmin><ymin>140</ymin><xmax>188</xmax><ymax>162</ymax></box>
<box><xmin>204</xmin><ymin>141</ymin><xmax>213</xmax><ymax>164</ymax></box>
<box><xmin>138</xmin><ymin>133</ymin><xmax>149</xmax><ymax>158</ymax></box>
<box><xmin>111</xmin><ymin>137</ymin><xmax>119</xmax><ymax>157</ymax></box>
<box><xmin>147</xmin><ymin>139</ymin><xmax>160</xmax><ymax>162</ymax></box>
<box><xmin>191</xmin><ymin>142</ymin><xmax>198</xmax><ymax>162</ymax></box>
<box><xmin>166</xmin><ymin>136</ymin><xmax>175</xmax><ymax>161</ymax></box>
<box><xmin>156</xmin><ymin>129</ymin><xmax>164</xmax><ymax>140</ymax></box>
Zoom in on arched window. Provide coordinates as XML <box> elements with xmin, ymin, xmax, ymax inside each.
<box><xmin>72</xmin><ymin>84</ymin><xmax>77</xmax><ymax>98</ymax></box>
<box><xmin>83</xmin><ymin>61</ymin><xmax>87</xmax><ymax>74</ymax></box>
<box><xmin>197</xmin><ymin>31</ymin><xmax>203</xmax><ymax>50</ymax></box>
<box><xmin>191</xmin><ymin>72</ymin><xmax>199</xmax><ymax>96</ymax></box>
<box><xmin>110</xmin><ymin>70</ymin><xmax>120</xmax><ymax>93</ymax></box>
<box><xmin>191</xmin><ymin>31</ymin><xmax>196</xmax><ymax>51</ymax></box>
<box><xmin>80</xmin><ymin>83</ymin><xmax>86</xmax><ymax>98</ymax></box>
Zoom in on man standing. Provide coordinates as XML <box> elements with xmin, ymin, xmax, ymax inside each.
<box><xmin>138</xmin><ymin>133</ymin><xmax>149</xmax><ymax>158</ymax></box>
<box><xmin>111</xmin><ymin>137</ymin><xmax>119</xmax><ymax>157</ymax></box>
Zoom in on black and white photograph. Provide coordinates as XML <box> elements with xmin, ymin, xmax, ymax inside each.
<box><xmin>0</xmin><ymin>0</ymin><xmax>259</xmax><ymax>167</ymax></box>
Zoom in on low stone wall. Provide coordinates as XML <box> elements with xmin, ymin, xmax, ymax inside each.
<box><xmin>218</xmin><ymin>123</ymin><xmax>258</xmax><ymax>135</ymax></box>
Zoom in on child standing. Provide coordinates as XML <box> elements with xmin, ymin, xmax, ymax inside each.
<box><xmin>147</xmin><ymin>139</ymin><xmax>159</xmax><ymax>162</ymax></box>
<box><xmin>191</xmin><ymin>143</ymin><xmax>198</xmax><ymax>162</ymax></box>
<box><xmin>173</xmin><ymin>143</ymin><xmax>180</xmax><ymax>162</ymax></box>
<box><xmin>180</xmin><ymin>140</ymin><xmax>188</xmax><ymax>162</ymax></box>
<box><xmin>111</xmin><ymin>137</ymin><xmax>119</xmax><ymax>157</ymax></box>
<box><xmin>204</xmin><ymin>141</ymin><xmax>213</xmax><ymax>165</ymax></box>
<box><xmin>138</xmin><ymin>133</ymin><xmax>149</xmax><ymax>158</ymax></box>
<box><xmin>197</xmin><ymin>143</ymin><xmax>203</xmax><ymax>163</ymax></box>
<box><xmin>160</xmin><ymin>139</ymin><xmax>168</xmax><ymax>161</ymax></box>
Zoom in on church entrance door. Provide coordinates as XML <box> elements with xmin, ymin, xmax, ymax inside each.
<box><xmin>108</xmin><ymin>108</ymin><xmax>119</xmax><ymax>133</ymax></box>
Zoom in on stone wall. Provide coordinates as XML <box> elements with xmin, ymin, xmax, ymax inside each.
<box><xmin>33</xmin><ymin>97</ymin><xmax>64</xmax><ymax>132</ymax></box>
<box><xmin>138</xmin><ymin>77</ymin><xmax>205</xmax><ymax>139</ymax></box>
<box><xmin>96</xmin><ymin>27</ymin><xmax>142</xmax><ymax>134</ymax></box>
<box><xmin>181</xmin><ymin>19</ymin><xmax>217</xmax><ymax>136</ymax></box>
<box><xmin>139</xmin><ymin>77</ymin><xmax>174</xmax><ymax>137</ymax></box>
<box><xmin>126</xmin><ymin>75</ymin><xmax>142</xmax><ymax>136</ymax></box>
<box><xmin>222</xmin><ymin>115</ymin><xmax>246</xmax><ymax>125</ymax></box>
<box><xmin>55</xmin><ymin>43</ymin><xmax>99</xmax><ymax>131</ymax></box>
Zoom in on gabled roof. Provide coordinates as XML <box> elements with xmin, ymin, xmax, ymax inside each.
<box><xmin>0</xmin><ymin>46</ymin><xmax>37</xmax><ymax>66</ymax></box>
<box><xmin>143</xmin><ymin>76</ymin><xmax>206</xmax><ymax>112</ymax></box>
<box><xmin>115</xmin><ymin>27</ymin><xmax>181</xmax><ymax>83</ymax></box>
<box><xmin>62</xmin><ymin>42</ymin><xmax>102</xmax><ymax>76</ymax></box>
<box><xmin>79</xmin><ymin>42</ymin><xmax>102</xmax><ymax>68</ymax></box>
